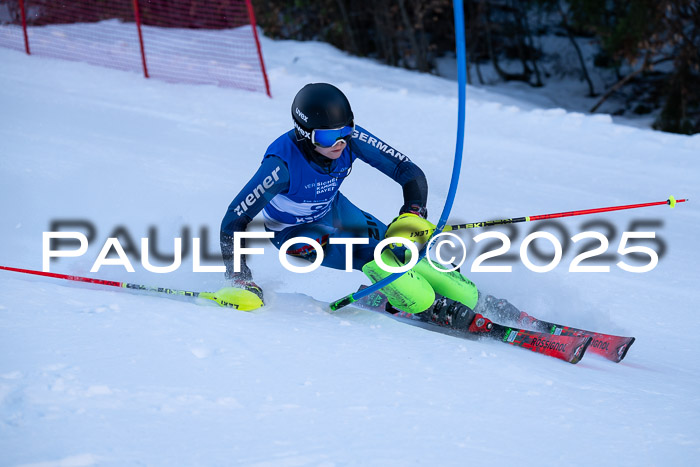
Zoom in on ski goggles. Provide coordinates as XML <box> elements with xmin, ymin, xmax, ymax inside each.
<box><xmin>311</xmin><ymin>125</ymin><xmax>355</xmax><ymax>148</ymax></box>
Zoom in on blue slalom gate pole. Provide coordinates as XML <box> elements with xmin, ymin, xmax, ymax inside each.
<box><xmin>330</xmin><ymin>0</ymin><xmax>467</xmax><ymax>311</ymax></box>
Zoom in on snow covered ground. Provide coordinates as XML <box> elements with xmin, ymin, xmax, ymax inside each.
<box><xmin>1</xmin><ymin>25</ymin><xmax>700</xmax><ymax>466</ymax></box>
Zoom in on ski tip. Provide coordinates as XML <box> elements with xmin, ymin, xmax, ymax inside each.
<box><xmin>569</xmin><ymin>336</ymin><xmax>593</xmax><ymax>364</ymax></box>
<box><xmin>612</xmin><ymin>337</ymin><xmax>636</xmax><ymax>363</ymax></box>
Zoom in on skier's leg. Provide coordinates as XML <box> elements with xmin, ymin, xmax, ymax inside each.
<box><xmin>268</xmin><ymin>221</ymin><xmax>337</xmax><ymax>265</ymax></box>
<box><xmin>400</xmin><ymin>249</ymin><xmax>523</xmax><ymax>324</ymax></box>
<box><xmin>331</xmin><ymin>192</ymin><xmax>387</xmax><ymax>241</ymax></box>
<box><xmin>327</xmin><ymin>193</ymin><xmax>388</xmax><ymax>270</ymax></box>
<box><xmin>362</xmin><ymin>248</ymin><xmax>435</xmax><ymax>314</ymax></box>
<box><xmin>268</xmin><ymin>193</ymin><xmax>387</xmax><ymax>271</ymax></box>
<box><xmin>414</xmin><ymin>259</ymin><xmax>524</xmax><ymax>325</ymax></box>
<box><xmin>381</xmin><ymin>213</ymin><xmax>479</xmax><ymax>309</ymax></box>
<box><xmin>411</xmin><ymin>257</ymin><xmax>478</xmax><ymax>309</ymax></box>
<box><xmin>362</xmin><ymin>247</ymin><xmax>493</xmax><ymax>332</ymax></box>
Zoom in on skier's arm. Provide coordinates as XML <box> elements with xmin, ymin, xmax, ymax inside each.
<box><xmin>220</xmin><ymin>156</ymin><xmax>290</xmax><ymax>282</ymax></box>
<box><xmin>351</xmin><ymin>126</ymin><xmax>428</xmax><ymax>217</ymax></box>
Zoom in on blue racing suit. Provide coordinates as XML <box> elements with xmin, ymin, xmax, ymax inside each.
<box><xmin>220</xmin><ymin>125</ymin><xmax>428</xmax><ymax>280</ymax></box>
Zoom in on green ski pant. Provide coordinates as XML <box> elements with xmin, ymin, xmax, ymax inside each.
<box><xmin>362</xmin><ymin>249</ymin><xmax>478</xmax><ymax>314</ymax></box>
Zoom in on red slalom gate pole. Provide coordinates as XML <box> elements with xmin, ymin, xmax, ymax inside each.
<box><xmin>443</xmin><ymin>196</ymin><xmax>688</xmax><ymax>232</ymax></box>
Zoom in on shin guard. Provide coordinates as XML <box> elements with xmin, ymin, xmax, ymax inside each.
<box><xmin>412</xmin><ymin>258</ymin><xmax>478</xmax><ymax>309</ymax></box>
<box><xmin>361</xmin><ymin>250</ymin><xmax>435</xmax><ymax>314</ymax></box>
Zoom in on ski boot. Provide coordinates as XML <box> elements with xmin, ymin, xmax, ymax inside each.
<box><xmin>390</xmin><ymin>295</ymin><xmax>494</xmax><ymax>334</ymax></box>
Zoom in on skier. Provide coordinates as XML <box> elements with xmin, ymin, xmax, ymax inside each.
<box><xmin>220</xmin><ymin>82</ymin><xmax>523</xmax><ymax>329</ymax></box>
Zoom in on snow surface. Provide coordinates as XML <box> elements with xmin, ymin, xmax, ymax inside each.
<box><xmin>1</xmin><ymin>25</ymin><xmax>700</xmax><ymax>466</ymax></box>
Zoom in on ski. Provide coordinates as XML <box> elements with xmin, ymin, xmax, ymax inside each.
<box><xmin>352</xmin><ymin>288</ymin><xmax>591</xmax><ymax>365</ymax></box>
<box><xmin>356</xmin><ymin>287</ymin><xmax>634</xmax><ymax>363</ymax></box>
<box><xmin>516</xmin><ymin>312</ymin><xmax>635</xmax><ymax>363</ymax></box>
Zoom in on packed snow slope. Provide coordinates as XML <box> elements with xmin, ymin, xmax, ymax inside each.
<box><xmin>1</xmin><ymin>27</ymin><xmax>700</xmax><ymax>466</ymax></box>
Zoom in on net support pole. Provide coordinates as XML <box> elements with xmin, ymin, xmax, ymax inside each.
<box><xmin>19</xmin><ymin>0</ymin><xmax>30</xmax><ymax>55</ymax></box>
<box><xmin>245</xmin><ymin>0</ymin><xmax>271</xmax><ymax>97</ymax></box>
<box><xmin>132</xmin><ymin>0</ymin><xmax>149</xmax><ymax>78</ymax></box>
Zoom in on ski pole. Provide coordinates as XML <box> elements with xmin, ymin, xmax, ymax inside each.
<box><xmin>436</xmin><ymin>196</ymin><xmax>687</xmax><ymax>234</ymax></box>
<box><xmin>0</xmin><ymin>265</ymin><xmax>260</xmax><ymax>310</ymax></box>
<box><xmin>330</xmin><ymin>196</ymin><xmax>687</xmax><ymax>311</ymax></box>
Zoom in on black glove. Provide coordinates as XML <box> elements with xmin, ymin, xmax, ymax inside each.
<box><xmin>231</xmin><ymin>272</ymin><xmax>264</xmax><ymax>302</ymax></box>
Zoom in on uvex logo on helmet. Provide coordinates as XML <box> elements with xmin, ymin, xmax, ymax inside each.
<box><xmin>295</xmin><ymin>107</ymin><xmax>308</xmax><ymax>123</ymax></box>
<box><xmin>294</xmin><ymin>121</ymin><xmax>311</xmax><ymax>139</ymax></box>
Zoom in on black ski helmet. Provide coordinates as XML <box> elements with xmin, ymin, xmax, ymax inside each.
<box><xmin>292</xmin><ymin>83</ymin><xmax>354</xmax><ymax>143</ymax></box>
